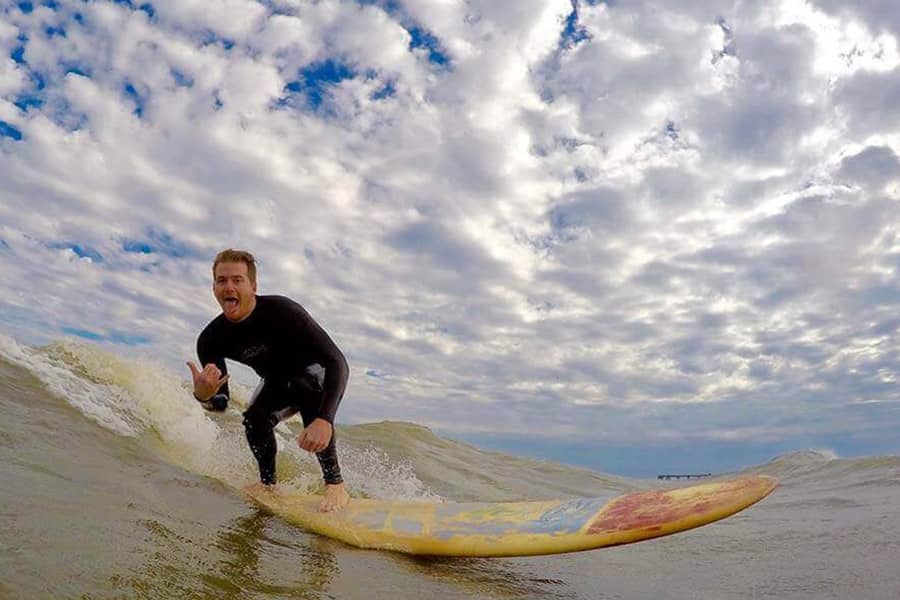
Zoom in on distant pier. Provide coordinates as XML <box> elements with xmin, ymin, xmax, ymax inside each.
<box><xmin>657</xmin><ymin>473</ymin><xmax>713</xmax><ymax>480</ymax></box>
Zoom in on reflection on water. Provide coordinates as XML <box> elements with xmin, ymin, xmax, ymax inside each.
<box><xmin>391</xmin><ymin>551</ymin><xmax>575</xmax><ymax>599</ymax></box>
<box><xmin>110</xmin><ymin>510</ymin><xmax>340</xmax><ymax>600</ymax></box>
<box><xmin>213</xmin><ymin>510</ymin><xmax>340</xmax><ymax>599</ymax></box>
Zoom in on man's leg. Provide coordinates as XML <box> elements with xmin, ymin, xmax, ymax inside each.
<box><xmin>296</xmin><ymin>401</ymin><xmax>349</xmax><ymax>511</ymax></box>
<box><xmin>243</xmin><ymin>380</ymin><xmax>296</xmax><ymax>485</ymax></box>
<box><xmin>296</xmin><ymin>402</ymin><xmax>343</xmax><ymax>484</ymax></box>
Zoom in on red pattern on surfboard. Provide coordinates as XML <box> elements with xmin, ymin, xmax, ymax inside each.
<box><xmin>586</xmin><ymin>476</ymin><xmax>770</xmax><ymax>535</ymax></box>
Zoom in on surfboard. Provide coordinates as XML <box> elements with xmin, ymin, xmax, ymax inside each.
<box><xmin>244</xmin><ymin>474</ymin><xmax>777</xmax><ymax>557</ymax></box>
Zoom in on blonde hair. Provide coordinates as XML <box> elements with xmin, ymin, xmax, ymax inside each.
<box><xmin>213</xmin><ymin>249</ymin><xmax>257</xmax><ymax>285</ymax></box>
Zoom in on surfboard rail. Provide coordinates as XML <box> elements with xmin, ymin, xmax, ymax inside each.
<box><xmin>244</xmin><ymin>474</ymin><xmax>778</xmax><ymax>557</ymax></box>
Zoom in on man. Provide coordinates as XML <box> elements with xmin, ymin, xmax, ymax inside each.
<box><xmin>186</xmin><ymin>249</ymin><xmax>350</xmax><ymax>512</ymax></box>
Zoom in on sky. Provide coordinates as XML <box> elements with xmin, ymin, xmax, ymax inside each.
<box><xmin>1</xmin><ymin>0</ymin><xmax>899</xmax><ymax>476</ymax></box>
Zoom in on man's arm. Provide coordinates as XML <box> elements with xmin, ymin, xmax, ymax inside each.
<box><xmin>189</xmin><ymin>333</ymin><xmax>230</xmax><ymax>412</ymax></box>
<box><xmin>281</xmin><ymin>298</ymin><xmax>349</xmax><ymax>423</ymax></box>
<box><xmin>316</xmin><ymin>343</ymin><xmax>349</xmax><ymax>423</ymax></box>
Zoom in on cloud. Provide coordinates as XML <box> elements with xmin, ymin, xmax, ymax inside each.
<box><xmin>833</xmin><ymin>67</ymin><xmax>900</xmax><ymax>136</ymax></box>
<box><xmin>837</xmin><ymin>145</ymin><xmax>900</xmax><ymax>189</ymax></box>
<box><xmin>0</xmin><ymin>0</ymin><xmax>898</xmax><ymax>460</ymax></box>
<box><xmin>810</xmin><ymin>0</ymin><xmax>900</xmax><ymax>40</ymax></box>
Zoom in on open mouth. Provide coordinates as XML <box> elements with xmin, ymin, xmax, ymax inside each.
<box><xmin>224</xmin><ymin>296</ymin><xmax>239</xmax><ymax>310</ymax></box>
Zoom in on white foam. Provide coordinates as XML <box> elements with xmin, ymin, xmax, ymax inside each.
<box><xmin>0</xmin><ymin>334</ymin><xmax>146</xmax><ymax>436</ymax></box>
<box><xmin>338</xmin><ymin>445</ymin><xmax>443</xmax><ymax>502</ymax></box>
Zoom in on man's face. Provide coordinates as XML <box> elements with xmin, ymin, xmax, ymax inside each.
<box><xmin>213</xmin><ymin>261</ymin><xmax>257</xmax><ymax>322</ymax></box>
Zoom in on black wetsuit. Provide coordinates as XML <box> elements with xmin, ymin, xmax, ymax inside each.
<box><xmin>195</xmin><ymin>295</ymin><xmax>349</xmax><ymax>485</ymax></box>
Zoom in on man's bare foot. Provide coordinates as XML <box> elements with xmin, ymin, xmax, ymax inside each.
<box><xmin>245</xmin><ymin>481</ymin><xmax>276</xmax><ymax>496</ymax></box>
<box><xmin>319</xmin><ymin>483</ymin><xmax>350</xmax><ymax>512</ymax></box>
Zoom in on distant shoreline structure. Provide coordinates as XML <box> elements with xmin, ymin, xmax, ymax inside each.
<box><xmin>657</xmin><ymin>473</ymin><xmax>713</xmax><ymax>480</ymax></box>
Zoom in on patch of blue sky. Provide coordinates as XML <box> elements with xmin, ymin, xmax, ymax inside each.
<box><xmin>122</xmin><ymin>229</ymin><xmax>200</xmax><ymax>259</ymax></box>
<box><xmin>43</xmin><ymin>0</ymin><xmax>61</xmax><ymax>9</ymax></box>
<box><xmin>11</xmin><ymin>39</ymin><xmax>27</xmax><ymax>65</ymax></box>
<box><xmin>62</xmin><ymin>327</ymin><xmax>104</xmax><ymax>341</ymax></box>
<box><xmin>107</xmin><ymin>0</ymin><xmax>156</xmax><ymax>22</ymax></box>
<box><xmin>13</xmin><ymin>95</ymin><xmax>43</xmax><ymax>112</ymax></box>
<box><xmin>371</xmin><ymin>80</ymin><xmax>396</xmax><ymax>101</ymax></box>
<box><xmin>665</xmin><ymin>120</ymin><xmax>680</xmax><ymax>141</ymax></box>
<box><xmin>0</xmin><ymin>121</ymin><xmax>24</xmax><ymax>141</ymax></box>
<box><xmin>355</xmin><ymin>1</ymin><xmax>449</xmax><ymax>67</ymax></box>
<box><xmin>171</xmin><ymin>69</ymin><xmax>193</xmax><ymax>87</ymax></box>
<box><xmin>259</xmin><ymin>1</ymin><xmax>291</xmax><ymax>17</ymax></box>
<box><xmin>360</xmin><ymin>67</ymin><xmax>395</xmax><ymax>99</ymax></box>
<box><xmin>281</xmin><ymin>59</ymin><xmax>357</xmax><ymax>111</ymax></box>
<box><xmin>561</xmin><ymin>1</ymin><xmax>591</xmax><ymax>49</ymax></box>
<box><xmin>18</xmin><ymin>2</ymin><xmax>34</xmax><ymax>14</ymax></box>
<box><xmin>139</xmin><ymin>3</ymin><xmax>156</xmax><ymax>19</ymax></box>
<box><xmin>123</xmin><ymin>83</ymin><xmax>146</xmax><ymax>118</ymax></box>
<box><xmin>10</xmin><ymin>37</ymin><xmax>52</xmax><ymax>113</ymax></box>
<box><xmin>48</xmin><ymin>242</ymin><xmax>103</xmax><ymax>262</ymax></box>
<box><xmin>36</xmin><ymin>93</ymin><xmax>89</xmax><ymax>132</ymax></box>
<box><xmin>407</xmin><ymin>24</ymin><xmax>450</xmax><ymax>66</ymax></box>
<box><xmin>45</xmin><ymin>24</ymin><xmax>66</xmax><ymax>38</ymax></box>
<box><xmin>199</xmin><ymin>29</ymin><xmax>235</xmax><ymax>50</ymax></box>
<box><xmin>356</xmin><ymin>0</ymin><xmax>403</xmax><ymax>15</ymax></box>
<box><xmin>0</xmin><ymin>240</ymin><xmax>10</xmax><ymax>251</ymax></box>
<box><xmin>62</xmin><ymin>327</ymin><xmax>151</xmax><ymax>346</ymax></box>
<box><xmin>122</xmin><ymin>240</ymin><xmax>152</xmax><ymax>254</ymax></box>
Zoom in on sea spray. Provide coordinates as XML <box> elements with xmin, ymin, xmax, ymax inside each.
<box><xmin>0</xmin><ymin>334</ymin><xmax>147</xmax><ymax>436</ymax></box>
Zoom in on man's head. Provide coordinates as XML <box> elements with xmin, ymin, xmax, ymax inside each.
<box><xmin>212</xmin><ymin>249</ymin><xmax>258</xmax><ymax>322</ymax></box>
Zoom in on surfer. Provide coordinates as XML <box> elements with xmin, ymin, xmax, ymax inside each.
<box><xmin>186</xmin><ymin>249</ymin><xmax>351</xmax><ymax>512</ymax></box>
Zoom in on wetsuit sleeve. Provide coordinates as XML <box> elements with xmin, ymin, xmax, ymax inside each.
<box><xmin>196</xmin><ymin>330</ymin><xmax>230</xmax><ymax>412</ymax></box>
<box><xmin>280</xmin><ymin>299</ymin><xmax>349</xmax><ymax>424</ymax></box>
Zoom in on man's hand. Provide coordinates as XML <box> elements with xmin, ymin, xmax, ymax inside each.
<box><xmin>298</xmin><ymin>418</ymin><xmax>333</xmax><ymax>453</ymax></box>
<box><xmin>186</xmin><ymin>361</ymin><xmax>229</xmax><ymax>402</ymax></box>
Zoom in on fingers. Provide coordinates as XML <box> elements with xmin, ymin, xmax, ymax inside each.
<box><xmin>188</xmin><ymin>362</ymin><xmax>228</xmax><ymax>399</ymax></box>
<box><xmin>191</xmin><ymin>363</ymin><xmax>224</xmax><ymax>384</ymax></box>
<box><xmin>215</xmin><ymin>373</ymin><xmax>229</xmax><ymax>392</ymax></box>
<box><xmin>297</xmin><ymin>431</ymin><xmax>327</xmax><ymax>453</ymax></box>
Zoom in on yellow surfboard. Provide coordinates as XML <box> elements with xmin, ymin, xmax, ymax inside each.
<box><xmin>244</xmin><ymin>474</ymin><xmax>777</xmax><ymax>557</ymax></box>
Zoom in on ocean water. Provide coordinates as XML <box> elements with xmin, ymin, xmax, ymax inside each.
<box><xmin>1</xmin><ymin>336</ymin><xmax>898</xmax><ymax>599</ymax></box>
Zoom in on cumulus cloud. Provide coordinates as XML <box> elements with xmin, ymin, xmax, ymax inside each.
<box><xmin>1</xmin><ymin>0</ymin><xmax>898</xmax><ymax>456</ymax></box>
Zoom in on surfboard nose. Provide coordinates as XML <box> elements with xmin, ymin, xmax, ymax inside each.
<box><xmin>586</xmin><ymin>475</ymin><xmax>779</xmax><ymax>539</ymax></box>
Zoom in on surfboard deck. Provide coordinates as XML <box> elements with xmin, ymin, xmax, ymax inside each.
<box><xmin>243</xmin><ymin>474</ymin><xmax>777</xmax><ymax>557</ymax></box>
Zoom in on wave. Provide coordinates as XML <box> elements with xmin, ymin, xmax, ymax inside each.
<box><xmin>0</xmin><ymin>335</ymin><xmax>437</xmax><ymax>500</ymax></box>
<box><xmin>750</xmin><ymin>448</ymin><xmax>900</xmax><ymax>485</ymax></box>
<box><xmin>2</xmin><ymin>334</ymin><xmax>896</xmax><ymax>503</ymax></box>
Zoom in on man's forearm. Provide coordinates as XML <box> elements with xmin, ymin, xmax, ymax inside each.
<box><xmin>318</xmin><ymin>354</ymin><xmax>349</xmax><ymax>423</ymax></box>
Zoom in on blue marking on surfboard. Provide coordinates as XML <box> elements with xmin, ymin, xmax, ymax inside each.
<box><xmin>350</xmin><ymin>508</ymin><xmax>392</xmax><ymax>530</ymax></box>
<box><xmin>531</xmin><ymin>496</ymin><xmax>615</xmax><ymax>534</ymax></box>
<box><xmin>431</xmin><ymin>496</ymin><xmax>614</xmax><ymax>538</ymax></box>
<box><xmin>391</xmin><ymin>516</ymin><xmax>424</xmax><ymax>535</ymax></box>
